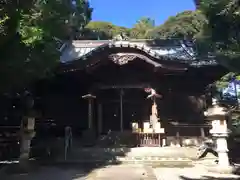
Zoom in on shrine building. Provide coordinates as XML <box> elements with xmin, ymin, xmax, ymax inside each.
<box><xmin>34</xmin><ymin>39</ymin><xmax>228</xmax><ymax>147</ymax></box>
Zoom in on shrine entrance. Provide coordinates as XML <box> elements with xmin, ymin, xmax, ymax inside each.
<box><xmin>99</xmin><ymin>88</ymin><xmax>151</xmax><ymax>133</ymax></box>
<box><xmin>92</xmin><ymin>86</ymin><xmax>165</xmax><ymax>147</ymax></box>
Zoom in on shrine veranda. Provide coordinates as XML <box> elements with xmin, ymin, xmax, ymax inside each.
<box><xmin>32</xmin><ymin>39</ymin><xmax>228</xmax><ymax>147</ymax></box>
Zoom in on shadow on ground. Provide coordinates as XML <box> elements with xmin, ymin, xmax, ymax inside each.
<box><xmin>0</xmin><ymin>133</ymin><xmax>132</xmax><ymax>180</ymax></box>
<box><xmin>1</xmin><ymin>164</ymin><xmax>105</xmax><ymax>180</ymax></box>
<box><xmin>0</xmin><ymin>158</ymin><xmax>124</xmax><ymax>180</ymax></box>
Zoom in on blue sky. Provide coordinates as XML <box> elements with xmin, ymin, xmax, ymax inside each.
<box><xmin>89</xmin><ymin>0</ymin><xmax>196</xmax><ymax>27</ymax></box>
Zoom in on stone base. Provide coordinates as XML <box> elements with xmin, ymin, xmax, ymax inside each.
<box><xmin>207</xmin><ymin>165</ymin><xmax>235</xmax><ymax>174</ymax></box>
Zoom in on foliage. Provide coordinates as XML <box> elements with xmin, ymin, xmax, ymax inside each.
<box><xmin>85</xmin><ymin>12</ymin><xmax>206</xmax><ymax>40</ymax></box>
<box><xmin>149</xmin><ymin>11</ymin><xmax>207</xmax><ymax>39</ymax></box>
<box><xmin>83</xmin><ymin>21</ymin><xmax>129</xmax><ymax>39</ymax></box>
<box><xmin>130</xmin><ymin>17</ymin><xmax>155</xmax><ymax>39</ymax></box>
<box><xmin>199</xmin><ymin>0</ymin><xmax>240</xmax><ymax>71</ymax></box>
<box><xmin>0</xmin><ymin>0</ymin><xmax>92</xmax><ymax>92</ymax></box>
<box><xmin>84</xmin><ymin>17</ymin><xmax>156</xmax><ymax>40</ymax></box>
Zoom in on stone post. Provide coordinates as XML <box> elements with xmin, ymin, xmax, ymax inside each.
<box><xmin>82</xmin><ymin>94</ymin><xmax>96</xmax><ymax>130</ymax></box>
<box><xmin>204</xmin><ymin>98</ymin><xmax>233</xmax><ymax>173</ymax></box>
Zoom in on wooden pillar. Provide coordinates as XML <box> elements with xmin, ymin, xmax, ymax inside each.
<box><xmin>82</xmin><ymin>94</ymin><xmax>96</xmax><ymax>129</ymax></box>
<box><xmin>98</xmin><ymin>103</ymin><xmax>102</xmax><ymax>134</ymax></box>
<box><xmin>120</xmin><ymin>89</ymin><xmax>124</xmax><ymax>132</ymax></box>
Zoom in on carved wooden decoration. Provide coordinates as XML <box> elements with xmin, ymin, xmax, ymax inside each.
<box><xmin>108</xmin><ymin>53</ymin><xmax>161</xmax><ymax>67</ymax></box>
<box><xmin>109</xmin><ymin>53</ymin><xmax>137</xmax><ymax>65</ymax></box>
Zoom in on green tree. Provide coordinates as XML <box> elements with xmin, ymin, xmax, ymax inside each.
<box><xmin>199</xmin><ymin>0</ymin><xmax>240</xmax><ymax>71</ymax></box>
<box><xmin>83</xmin><ymin>21</ymin><xmax>129</xmax><ymax>39</ymax></box>
<box><xmin>130</xmin><ymin>17</ymin><xmax>155</xmax><ymax>39</ymax></box>
<box><xmin>0</xmin><ymin>0</ymin><xmax>92</xmax><ymax>92</ymax></box>
<box><xmin>149</xmin><ymin>11</ymin><xmax>206</xmax><ymax>39</ymax></box>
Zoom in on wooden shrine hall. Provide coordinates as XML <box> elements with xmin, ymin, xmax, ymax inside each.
<box><xmin>34</xmin><ymin>39</ymin><xmax>228</xmax><ymax>147</ymax></box>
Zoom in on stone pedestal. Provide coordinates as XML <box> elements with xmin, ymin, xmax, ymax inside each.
<box><xmin>213</xmin><ymin>133</ymin><xmax>230</xmax><ymax>166</ymax></box>
<box><xmin>143</xmin><ymin>122</ymin><xmax>164</xmax><ymax>133</ymax></box>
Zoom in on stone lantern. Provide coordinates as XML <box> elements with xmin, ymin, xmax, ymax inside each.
<box><xmin>20</xmin><ymin>114</ymin><xmax>36</xmax><ymax>163</ymax></box>
<box><xmin>19</xmin><ymin>93</ymin><xmax>36</xmax><ymax>168</ymax></box>
<box><xmin>204</xmin><ymin>98</ymin><xmax>233</xmax><ymax>173</ymax></box>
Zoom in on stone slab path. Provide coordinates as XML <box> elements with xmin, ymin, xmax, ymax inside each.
<box><xmin>154</xmin><ymin>166</ymin><xmax>240</xmax><ymax>180</ymax></box>
<box><xmin>88</xmin><ymin>164</ymin><xmax>151</xmax><ymax>180</ymax></box>
<box><xmin>2</xmin><ymin>164</ymin><xmax>240</xmax><ymax>180</ymax></box>
<box><xmin>1</xmin><ymin>167</ymin><xmax>87</xmax><ymax>180</ymax></box>
<box><xmin>0</xmin><ymin>164</ymin><xmax>155</xmax><ymax>180</ymax></box>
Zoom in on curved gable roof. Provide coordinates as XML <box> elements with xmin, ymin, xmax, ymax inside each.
<box><xmin>60</xmin><ymin>39</ymin><xmax>218</xmax><ymax>68</ymax></box>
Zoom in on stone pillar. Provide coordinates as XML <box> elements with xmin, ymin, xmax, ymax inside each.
<box><xmin>82</xmin><ymin>94</ymin><xmax>96</xmax><ymax>130</ymax></box>
<box><xmin>97</xmin><ymin>103</ymin><xmax>102</xmax><ymax>134</ymax></box>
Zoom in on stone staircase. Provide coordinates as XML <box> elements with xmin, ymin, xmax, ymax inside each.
<box><xmin>53</xmin><ymin>133</ymin><xmax>213</xmax><ymax>167</ymax></box>
<box><xmin>95</xmin><ymin>131</ymin><xmax>138</xmax><ymax>147</ymax></box>
<box><xmin>57</xmin><ymin>144</ymin><xmax>198</xmax><ymax>167</ymax></box>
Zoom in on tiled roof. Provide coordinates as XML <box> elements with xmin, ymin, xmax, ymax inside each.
<box><xmin>60</xmin><ymin>39</ymin><xmax>217</xmax><ymax>67</ymax></box>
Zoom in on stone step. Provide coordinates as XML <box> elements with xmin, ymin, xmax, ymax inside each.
<box><xmin>55</xmin><ymin>147</ymin><xmax>198</xmax><ymax>167</ymax></box>
<box><xmin>69</xmin><ymin>147</ymin><xmax>198</xmax><ymax>157</ymax></box>
<box><xmin>55</xmin><ymin>156</ymin><xmax>194</xmax><ymax>168</ymax></box>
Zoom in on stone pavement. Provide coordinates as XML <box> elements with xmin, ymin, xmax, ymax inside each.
<box><xmin>1</xmin><ymin>166</ymin><xmax>88</xmax><ymax>180</ymax></box>
<box><xmin>1</xmin><ymin>163</ymin><xmax>240</xmax><ymax>180</ymax></box>
<box><xmin>154</xmin><ymin>166</ymin><xmax>240</xmax><ymax>180</ymax></box>
<box><xmin>0</xmin><ymin>164</ymin><xmax>153</xmax><ymax>180</ymax></box>
<box><xmin>87</xmin><ymin>164</ymin><xmax>152</xmax><ymax>180</ymax></box>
